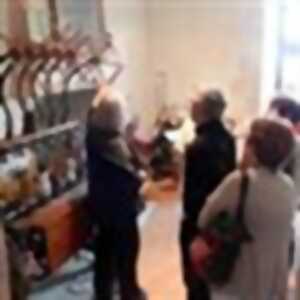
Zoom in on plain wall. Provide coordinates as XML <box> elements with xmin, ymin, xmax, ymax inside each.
<box><xmin>1</xmin><ymin>0</ymin><xmax>274</xmax><ymax>126</ymax></box>
<box><xmin>147</xmin><ymin>0</ymin><xmax>265</xmax><ymax>123</ymax></box>
<box><xmin>103</xmin><ymin>0</ymin><xmax>153</xmax><ymax>125</ymax></box>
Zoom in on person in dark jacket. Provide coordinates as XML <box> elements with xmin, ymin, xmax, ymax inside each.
<box><xmin>180</xmin><ymin>89</ymin><xmax>236</xmax><ymax>300</ymax></box>
<box><xmin>86</xmin><ymin>88</ymin><xmax>146</xmax><ymax>300</ymax></box>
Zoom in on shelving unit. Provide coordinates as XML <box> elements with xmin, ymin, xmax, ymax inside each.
<box><xmin>0</xmin><ymin>121</ymin><xmax>80</xmax><ymax>151</ymax></box>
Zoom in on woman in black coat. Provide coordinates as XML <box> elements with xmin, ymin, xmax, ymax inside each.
<box><xmin>86</xmin><ymin>89</ymin><xmax>146</xmax><ymax>300</ymax></box>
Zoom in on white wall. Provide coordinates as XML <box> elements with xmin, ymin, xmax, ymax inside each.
<box><xmin>103</xmin><ymin>0</ymin><xmax>152</xmax><ymax>125</ymax></box>
<box><xmin>102</xmin><ymin>0</ymin><xmax>271</xmax><ymax>125</ymax></box>
<box><xmin>261</xmin><ymin>0</ymin><xmax>280</xmax><ymax>113</ymax></box>
<box><xmin>147</xmin><ymin>0</ymin><xmax>265</xmax><ymax>123</ymax></box>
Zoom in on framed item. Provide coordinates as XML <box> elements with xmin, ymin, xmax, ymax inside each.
<box><xmin>26</xmin><ymin>0</ymin><xmax>51</xmax><ymax>43</ymax></box>
<box><xmin>56</xmin><ymin>0</ymin><xmax>107</xmax><ymax>41</ymax></box>
<box><xmin>276</xmin><ymin>1</ymin><xmax>300</xmax><ymax>98</ymax></box>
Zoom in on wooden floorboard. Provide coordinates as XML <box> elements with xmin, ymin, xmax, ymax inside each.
<box><xmin>139</xmin><ymin>200</ymin><xmax>185</xmax><ymax>300</ymax></box>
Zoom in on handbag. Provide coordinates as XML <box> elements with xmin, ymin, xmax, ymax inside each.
<box><xmin>190</xmin><ymin>173</ymin><xmax>252</xmax><ymax>286</ymax></box>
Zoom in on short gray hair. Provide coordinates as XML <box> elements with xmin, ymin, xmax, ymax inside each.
<box><xmin>200</xmin><ymin>89</ymin><xmax>226</xmax><ymax>119</ymax></box>
<box><xmin>90</xmin><ymin>89</ymin><xmax>129</xmax><ymax>133</ymax></box>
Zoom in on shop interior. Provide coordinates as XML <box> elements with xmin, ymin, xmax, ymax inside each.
<box><xmin>1</xmin><ymin>0</ymin><xmax>300</xmax><ymax>300</ymax></box>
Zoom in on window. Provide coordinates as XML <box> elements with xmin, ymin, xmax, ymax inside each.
<box><xmin>26</xmin><ymin>0</ymin><xmax>50</xmax><ymax>42</ymax></box>
<box><xmin>278</xmin><ymin>1</ymin><xmax>300</xmax><ymax>98</ymax></box>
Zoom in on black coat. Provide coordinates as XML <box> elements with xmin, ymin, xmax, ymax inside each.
<box><xmin>86</xmin><ymin>125</ymin><xmax>142</xmax><ymax>226</ymax></box>
<box><xmin>183</xmin><ymin>120</ymin><xmax>236</xmax><ymax>223</ymax></box>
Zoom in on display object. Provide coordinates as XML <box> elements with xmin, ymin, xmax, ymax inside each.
<box><xmin>0</xmin><ymin>26</ymin><xmax>122</xmax><ymax>282</ymax></box>
<box><xmin>14</xmin><ymin>183</ymin><xmax>88</xmax><ymax>277</ymax></box>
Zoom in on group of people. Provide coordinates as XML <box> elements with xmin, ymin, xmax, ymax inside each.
<box><xmin>85</xmin><ymin>86</ymin><xmax>300</xmax><ymax>300</ymax></box>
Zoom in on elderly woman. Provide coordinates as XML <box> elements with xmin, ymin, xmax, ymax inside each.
<box><xmin>86</xmin><ymin>87</ymin><xmax>146</xmax><ymax>300</ymax></box>
<box><xmin>198</xmin><ymin>119</ymin><xmax>297</xmax><ymax>300</ymax></box>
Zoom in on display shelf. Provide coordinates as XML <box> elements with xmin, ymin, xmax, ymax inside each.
<box><xmin>0</xmin><ymin>121</ymin><xmax>80</xmax><ymax>152</ymax></box>
<box><xmin>1</xmin><ymin>181</ymin><xmax>87</xmax><ymax>223</ymax></box>
<box><xmin>14</xmin><ymin>181</ymin><xmax>87</xmax><ymax>228</ymax></box>
<box><xmin>9</xmin><ymin>181</ymin><xmax>89</xmax><ymax>278</ymax></box>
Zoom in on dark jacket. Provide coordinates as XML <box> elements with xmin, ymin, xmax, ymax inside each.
<box><xmin>86</xmin><ymin>124</ymin><xmax>142</xmax><ymax>226</ymax></box>
<box><xmin>183</xmin><ymin>120</ymin><xmax>236</xmax><ymax>223</ymax></box>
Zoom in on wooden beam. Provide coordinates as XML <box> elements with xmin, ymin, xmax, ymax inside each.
<box><xmin>8</xmin><ymin>0</ymin><xmax>30</xmax><ymax>47</ymax></box>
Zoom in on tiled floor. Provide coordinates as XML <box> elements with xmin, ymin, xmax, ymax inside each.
<box><xmin>30</xmin><ymin>200</ymin><xmax>297</xmax><ymax>300</ymax></box>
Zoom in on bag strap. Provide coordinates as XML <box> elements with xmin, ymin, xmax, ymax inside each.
<box><xmin>236</xmin><ymin>173</ymin><xmax>250</xmax><ymax>223</ymax></box>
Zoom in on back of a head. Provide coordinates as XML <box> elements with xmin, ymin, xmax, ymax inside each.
<box><xmin>200</xmin><ymin>89</ymin><xmax>226</xmax><ymax>120</ymax></box>
<box><xmin>89</xmin><ymin>88</ymin><xmax>129</xmax><ymax>134</ymax></box>
<box><xmin>192</xmin><ymin>88</ymin><xmax>227</xmax><ymax>124</ymax></box>
<box><xmin>270</xmin><ymin>95</ymin><xmax>299</xmax><ymax>124</ymax></box>
<box><xmin>249</xmin><ymin>119</ymin><xmax>295</xmax><ymax>172</ymax></box>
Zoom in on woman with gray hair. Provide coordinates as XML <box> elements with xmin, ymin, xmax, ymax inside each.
<box><xmin>86</xmin><ymin>87</ymin><xmax>146</xmax><ymax>300</ymax></box>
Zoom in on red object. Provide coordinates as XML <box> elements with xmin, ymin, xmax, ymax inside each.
<box><xmin>190</xmin><ymin>234</ymin><xmax>221</xmax><ymax>277</ymax></box>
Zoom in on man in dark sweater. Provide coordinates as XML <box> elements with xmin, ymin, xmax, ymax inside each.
<box><xmin>180</xmin><ymin>89</ymin><xmax>236</xmax><ymax>300</ymax></box>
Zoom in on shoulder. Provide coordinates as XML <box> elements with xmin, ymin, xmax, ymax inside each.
<box><xmin>276</xmin><ymin>171</ymin><xmax>298</xmax><ymax>209</ymax></box>
<box><xmin>205</xmin><ymin>170</ymin><xmax>242</xmax><ymax>207</ymax></box>
<box><xmin>252</xmin><ymin>168</ymin><xmax>297</xmax><ymax>199</ymax></box>
<box><xmin>277</xmin><ymin>171</ymin><xmax>296</xmax><ymax>191</ymax></box>
<box><xmin>222</xmin><ymin>169</ymin><xmax>243</xmax><ymax>186</ymax></box>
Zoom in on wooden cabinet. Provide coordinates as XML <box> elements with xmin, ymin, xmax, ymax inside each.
<box><xmin>14</xmin><ymin>183</ymin><xmax>89</xmax><ymax>274</ymax></box>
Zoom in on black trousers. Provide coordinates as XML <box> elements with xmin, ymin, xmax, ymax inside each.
<box><xmin>180</xmin><ymin>219</ymin><xmax>211</xmax><ymax>300</ymax></box>
<box><xmin>94</xmin><ymin>219</ymin><xmax>142</xmax><ymax>300</ymax></box>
